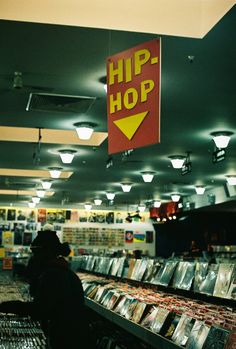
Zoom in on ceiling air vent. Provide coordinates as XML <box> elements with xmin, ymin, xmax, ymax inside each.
<box><xmin>26</xmin><ymin>93</ymin><xmax>96</xmax><ymax>114</ymax></box>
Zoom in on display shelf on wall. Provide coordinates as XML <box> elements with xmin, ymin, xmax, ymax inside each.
<box><xmin>85</xmin><ymin>298</ymin><xmax>181</xmax><ymax>349</ymax></box>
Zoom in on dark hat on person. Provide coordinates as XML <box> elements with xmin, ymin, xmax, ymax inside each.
<box><xmin>31</xmin><ymin>229</ymin><xmax>71</xmax><ymax>257</ymax></box>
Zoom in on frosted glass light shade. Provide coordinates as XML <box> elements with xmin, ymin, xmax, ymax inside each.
<box><xmin>59</xmin><ymin>150</ymin><xmax>76</xmax><ymax>164</ymax></box>
<box><xmin>49</xmin><ymin>168</ymin><xmax>62</xmax><ymax>178</ymax></box>
<box><xmin>84</xmin><ymin>203</ymin><xmax>92</xmax><ymax>210</ymax></box>
<box><xmin>120</xmin><ymin>183</ymin><xmax>132</xmax><ymax>192</ymax></box>
<box><xmin>226</xmin><ymin>176</ymin><xmax>236</xmax><ymax>185</ymax></box>
<box><xmin>32</xmin><ymin>196</ymin><xmax>40</xmax><ymax>204</ymax></box>
<box><xmin>75</xmin><ymin>126</ymin><xmax>94</xmax><ymax>140</ymax></box>
<box><xmin>211</xmin><ymin>131</ymin><xmax>233</xmax><ymax>149</ymax></box>
<box><xmin>154</xmin><ymin>200</ymin><xmax>161</xmax><ymax>208</ymax></box>
<box><xmin>171</xmin><ymin>194</ymin><xmax>180</xmax><ymax>202</ymax></box>
<box><xmin>41</xmin><ymin>180</ymin><xmax>52</xmax><ymax>190</ymax></box>
<box><xmin>141</xmin><ymin>172</ymin><xmax>155</xmax><ymax>182</ymax></box>
<box><xmin>106</xmin><ymin>192</ymin><xmax>115</xmax><ymax>200</ymax></box>
<box><xmin>195</xmin><ymin>186</ymin><xmax>205</xmax><ymax>195</ymax></box>
<box><xmin>168</xmin><ymin>155</ymin><xmax>185</xmax><ymax>169</ymax></box>
<box><xmin>138</xmin><ymin>204</ymin><xmax>146</xmax><ymax>212</ymax></box>
<box><xmin>94</xmin><ymin>199</ymin><xmax>102</xmax><ymax>205</ymax></box>
<box><xmin>28</xmin><ymin>202</ymin><xmax>36</xmax><ymax>208</ymax></box>
<box><xmin>36</xmin><ymin>190</ymin><xmax>46</xmax><ymax>198</ymax></box>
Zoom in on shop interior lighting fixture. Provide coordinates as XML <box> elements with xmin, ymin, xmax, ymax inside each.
<box><xmin>36</xmin><ymin>189</ymin><xmax>46</xmax><ymax>198</ymax></box>
<box><xmin>28</xmin><ymin>202</ymin><xmax>36</xmax><ymax>208</ymax></box>
<box><xmin>138</xmin><ymin>204</ymin><xmax>146</xmax><ymax>212</ymax></box>
<box><xmin>84</xmin><ymin>203</ymin><xmax>92</xmax><ymax>210</ymax></box>
<box><xmin>32</xmin><ymin>196</ymin><xmax>40</xmax><ymax>204</ymax></box>
<box><xmin>74</xmin><ymin>122</ymin><xmax>96</xmax><ymax>140</ymax></box>
<box><xmin>210</xmin><ymin>131</ymin><xmax>234</xmax><ymax>149</ymax></box>
<box><xmin>195</xmin><ymin>186</ymin><xmax>206</xmax><ymax>195</ymax></box>
<box><xmin>94</xmin><ymin>198</ymin><xmax>102</xmax><ymax>205</ymax></box>
<box><xmin>106</xmin><ymin>192</ymin><xmax>115</xmax><ymax>200</ymax></box>
<box><xmin>154</xmin><ymin>200</ymin><xmax>161</xmax><ymax>208</ymax></box>
<box><xmin>141</xmin><ymin>171</ymin><xmax>155</xmax><ymax>183</ymax></box>
<box><xmin>226</xmin><ymin>175</ymin><xmax>236</xmax><ymax>185</ymax></box>
<box><xmin>168</xmin><ymin>155</ymin><xmax>186</xmax><ymax>169</ymax></box>
<box><xmin>41</xmin><ymin>180</ymin><xmax>53</xmax><ymax>190</ymax></box>
<box><xmin>171</xmin><ymin>193</ymin><xmax>181</xmax><ymax>202</ymax></box>
<box><xmin>59</xmin><ymin>149</ymin><xmax>76</xmax><ymax>164</ymax></box>
<box><xmin>120</xmin><ymin>183</ymin><xmax>132</xmax><ymax>192</ymax></box>
<box><xmin>49</xmin><ymin>167</ymin><xmax>62</xmax><ymax>179</ymax></box>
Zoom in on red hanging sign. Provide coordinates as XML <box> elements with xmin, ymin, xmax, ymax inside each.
<box><xmin>107</xmin><ymin>39</ymin><xmax>161</xmax><ymax>154</ymax></box>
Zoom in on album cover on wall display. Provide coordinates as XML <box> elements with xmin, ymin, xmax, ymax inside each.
<box><xmin>0</xmin><ymin>208</ymin><xmax>6</xmax><ymax>221</ymax></box>
<box><xmin>23</xmin><ymin>232</ymin><xmax>32</xmax><ymax>246</ymax></box>
<box><xmin>7</xmin><ymin>209</ymin><xmax>16</xmax><ymax>221</ymax></box>
<box><xmin>16</xmin><ymin>209</ymin><xmax>26</xmax><ymax>221</ymax></box>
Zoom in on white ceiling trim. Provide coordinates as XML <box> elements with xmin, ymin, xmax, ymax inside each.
<box><xmin>0</xmin><ymin>0</ymin><xmax>235</xmax><ymax>38</ymax></box>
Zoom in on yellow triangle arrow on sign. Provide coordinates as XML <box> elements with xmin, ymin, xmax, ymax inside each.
<box><xmin>113</xmin><ymin>111</ymin><xmax>148</xmax><ymax>140</ymax></box>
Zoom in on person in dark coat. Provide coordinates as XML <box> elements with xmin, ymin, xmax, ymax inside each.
<box><xmin>0</xmin><ymin>225</ymin><xmax>92</xmax><ymax>349</ymax></box>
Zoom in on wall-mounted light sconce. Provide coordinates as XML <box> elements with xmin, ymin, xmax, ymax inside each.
<box><xmin>195</xmin><ymin>185</ymin><xmax>206</xmax><ymax>195</ymax></box>
<box><xmin>49</xmin><ymin>167</ymin><xmax>62</xmax><ymax>179</ymax></box>
<box><xmin>141</xmin><ymin>171</ymin><xmax>155</xmax><ymax>183</ymax></box>
<box><xmin>36</xmin><ymin>189</ymin><xmax>46</xmax><ymax>198</ymax></box>
<box><xmin>168</xmin><ymin>155</ymin><xmax>186</xmax><ymax>169</ymax></box>
<box><xmin>226</xmin><ymin>175</ymin><xmax>236</xmax><ymax>185</ymax></box>
<box><xmin>74</xmin><ymin>122</ymin><xmax>96</xmax><ymax>140</ymax></box>
<box><xmin>138</xmin><ymin>204</ymin><xmax>146</xmax><ymax>212</ymax></box>
<box><xmin>153</xmin><ymin>200</ymin><xmax>161</xmax><ymax>208</ymax></box>
<box><xmin>94</xmin><ymin>198</ymin><xmax>102</xmax><ymax>205</ymax></box>
<box><xmin>32</xmin><ymin>196</ymin><xmax>40</xmax><ymax>204</ymax></box>
<box><xmin>106</xmin><ymin>192</ymin><xmax>115</xmax><ymax>200</ymax></box>
<box><xmin>84</xmin><ymin>203</ymin><xmax>92</xmax><ymax>210</ymax></box>
<box><xmin>41</xmin><ymin>180</ymin><xmax>53</xmax><ymax>190</ymax></box>
<box><xmin>210</xmin><ymin>131</ymin><xmax>234</xmax><ymax>149</ymax></box>
<box><xmin>59</xmin><ymin>149</ymin><xmax>76</xmax><ymax>164</ymax></box>
<box><xmin>171</xmin><ymin>193</ymin><xmax>181</xmax><ymax>202</ymax></box>
<box><xmin>120</xmin><ymin>183</ymin><xmax>132</xmax><ymax>192</ymax></box>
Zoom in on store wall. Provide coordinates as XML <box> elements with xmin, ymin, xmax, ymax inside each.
<box><xmin>154</xmin><ymin>211</ymin><xmax>236</xmax><ymax>257</ymax></box>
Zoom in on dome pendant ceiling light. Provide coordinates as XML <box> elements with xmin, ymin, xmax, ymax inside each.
<box><xmin>59</xmin><ymin>149</ymin><xmax>76</xmax><ymax>164</ymax></box>
<box><xmin>36</xmin><ymin>190</ymin><xmax>46</xmax><ymax>198</ymax></box>
<box><xmin>138</xmin><ymin>204</ymin><xmax>146</xmax><ymax>212</ymax></box>
<box><xmin>168</xmin><ymin>155</ymin><xmax>186</xmax><ymax>169</ymax></box>
<box><xmin>120</xmin><ymin>183</ymin><xmax>132</xmax><ymax>192</ymax></box>
<box><xmin>195</xmin><ymin>186</ymin><xmax>205</xmax><ymax>195</ymax></box>
<box><xmin>226</xmin><ymin>175</ymin><xmax>236</xmax><ymax>186</ymax></box>
<box><xmin>154</xmin><ymin>200</ymin><xmax>161</xmax><ymax>208</ymax></box>
<box><xmin>84</xmin><ymin>203</ymin><xmax>92</xmax><ymax>210</ymax></box>
<box><xmin>94</xmin><ymin>199</ymin><xmax>102</xmax><ymax>205</ymax></box>
<box><xmin>171</xmin><ymin>193</ymin><xmax>181</xmax><ymax>202</ymax></box>
<box><xmin>49</xmin><ymin>167</ymin><xmax>62</xmax><ymax>179</ymax></box>
<box><xmin>41</xmin><ymin>180</ymin><xmax>53</xmax><ymax>190</ymax></box>
<box><xmin>106</xmin><ymin>192</ymin><xmax>115</xmax><ymax>200</ymax></box>
<box><xmin>74</xmin><ymin>122</ymin><xmax>96</xmax><ymax>140</ymax></box>
<box><xmin>141</xmin><ymin>171</ymin><xmax>155</xmax><ymax>183</ymax></box>
<box><xmin>211</xmin><ymin>131</ymin><xmax>234</xmax><ymax>149</ymax></box>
